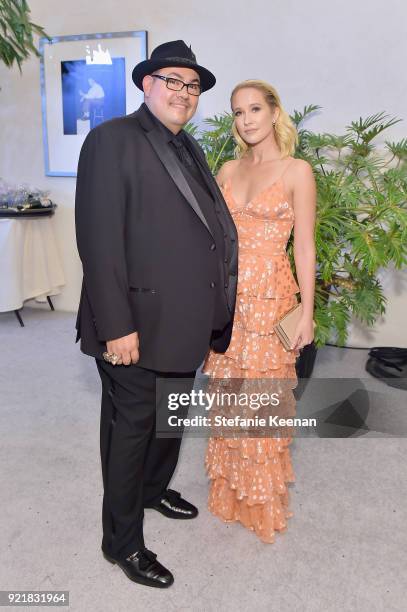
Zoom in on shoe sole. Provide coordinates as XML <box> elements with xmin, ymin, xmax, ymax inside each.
<box><xmin>102</xmin><ymin>551</ymin><xmax>174</xmax><ymax>588</ymax></box>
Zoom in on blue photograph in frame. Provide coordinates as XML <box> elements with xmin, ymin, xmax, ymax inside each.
<box><xmin>40</xmin><ymin>31</ymin><xmax>147</xmax><ymax>177</ymax></box>
<box><xmin>61</xmin><ymin>58</ymin><xmax>126</xmax><ymax>134</ymax></box>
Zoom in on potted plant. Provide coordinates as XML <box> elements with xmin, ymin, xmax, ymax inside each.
<box><xmin>0</xmin><ymin>0</ymin><xmax>48</xmax><ymax>70</ymax></box>
<box><xmin>187</xmin><ymin>107</ymin><xmax>407</xmax><ymax>378</ymax></box>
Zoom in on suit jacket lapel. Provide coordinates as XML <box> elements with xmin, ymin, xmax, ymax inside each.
<box><xmin>185</xmin><ymin>134</ymin><xmax>235</xmax><ymax>223</ymax></box>
<box><xmin>136</xmin><ymin>107</ymin><xmax>214</xmax><ymax>238</ymax></box>
<box><xmin>185</xmin><ymin>134</ymin><xmax>239</xmax><ymax>243</ymax></box>
<box><xmin>184</xmin><ymin>134</ymin><xmax>239</xmax><ymax>301</ymax></box>
<box><xmin>184</xmin><ymin>135</ymin><xmax>220</xmax><ymax>200</ymax></box>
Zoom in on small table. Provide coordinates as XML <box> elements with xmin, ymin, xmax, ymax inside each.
<box><xmin>0</xmin><ymin>214</ymin><xmax>65</xmax><ymax>325</ymax></box>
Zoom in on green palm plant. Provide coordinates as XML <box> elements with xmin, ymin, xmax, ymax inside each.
<box><xmin>187</xmin><ymin>113</ymin><xmax>235</xmax><ymax>173</ymax></box>
<box><xmin>187</xmin><ymin>108</ymin><xmax>407</xmax><ymax>348</ymax></box>
<box><xmin>0</xmin><ymin>0</ymin><xmax>48</xmax><ymax>70</ymax></box>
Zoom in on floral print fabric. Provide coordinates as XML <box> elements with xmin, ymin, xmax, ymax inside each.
<box><xmin>202</xmin><ymin>176</ymin><xmax>300</xmax><ymax>543</ymax></box>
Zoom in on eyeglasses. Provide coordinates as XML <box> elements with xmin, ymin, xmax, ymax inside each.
<box><xmin>151</xmin><ymin>74</ymin><xmax>201</xmax><ymax>96</ymax></box>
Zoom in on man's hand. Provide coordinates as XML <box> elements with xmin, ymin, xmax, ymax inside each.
<box><xmin>106</xmin><ymin>332</ymin><xmax>139</xmax><ymax>365</ymax></box>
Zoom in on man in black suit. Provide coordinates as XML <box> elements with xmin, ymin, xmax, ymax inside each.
<box><xmin>75</xmin><ymin>40</ymin><xmax>238</xmax><ymax>588</ymax></box>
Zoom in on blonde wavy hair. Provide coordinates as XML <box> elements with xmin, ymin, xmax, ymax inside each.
<box><xmin>231</xmin><ymin>79</ymin><xmax>298</xmax><ymax>159</ymax></box>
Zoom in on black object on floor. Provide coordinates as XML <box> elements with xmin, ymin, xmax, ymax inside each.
<box><xmin>366</xmin><ymin>346</ymin><xmax>407</xmax><ymax>390</ymax></box>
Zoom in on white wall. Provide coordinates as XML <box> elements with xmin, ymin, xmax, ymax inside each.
<box><xmin>1</xmin><ymin>0</ymin><xmax>406</xmax><ymax>346</ymax></box>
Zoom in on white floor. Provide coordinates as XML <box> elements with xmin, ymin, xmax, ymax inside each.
<box><xmin>0</xmin><ymin>307</ymin><xmax>406</xmax><ymax>612</ymax></box>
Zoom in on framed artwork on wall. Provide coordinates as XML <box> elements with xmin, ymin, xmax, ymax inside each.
<box><xmin>40</xmin><ymin>30</ymin><xmax>147</xmax><ymax>177</ymax></box>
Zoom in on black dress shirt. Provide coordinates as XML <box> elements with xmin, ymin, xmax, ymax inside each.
<box><xmin>142</xmin><ymin>103</ymin><xmax>211</xmax><ymax>195</ymax></box>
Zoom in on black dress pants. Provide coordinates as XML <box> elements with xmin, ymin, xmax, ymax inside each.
<box><xmin>96</xmin><ymin>359</ymin><xmax>195</xmax><ymax>560</ymax></box>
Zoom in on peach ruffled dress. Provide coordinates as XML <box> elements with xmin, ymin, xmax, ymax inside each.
<box><xmin>202</xmin><ymin>165</ymin><xmax>300</xmax><ymax>543</ymax></box>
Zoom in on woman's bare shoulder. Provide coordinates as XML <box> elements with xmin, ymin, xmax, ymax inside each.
<box><xmin>289</xmin><ymin>158</ymin><xmax>314</xmax><ymax>179</ymax></box>
<box><xmin>216</xmin><ymin>159</ymin><xmax>240</xmax><ymax>187</ymax></box>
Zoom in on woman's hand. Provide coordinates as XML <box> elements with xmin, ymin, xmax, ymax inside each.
<box><xmin>291</xmin><ymin>316</ymin><xmax>315</xmax><ymax>351</ymax></box>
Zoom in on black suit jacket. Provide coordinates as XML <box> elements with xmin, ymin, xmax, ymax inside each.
<box><xmin>75</xmin><ymin>104</ymin><xmax>238</xmax><ymax>372</ymax></box>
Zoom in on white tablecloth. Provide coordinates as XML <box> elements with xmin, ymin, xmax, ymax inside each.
<box><xmin>0</xmin><ymin>216</ymin><xmax>65</xmax><ymax>312</ymax></box>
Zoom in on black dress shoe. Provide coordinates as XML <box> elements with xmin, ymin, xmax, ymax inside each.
<box><xmin>147</xmin><ymin>489</ymin><xmax>198</xmax><ymax>519</ymax></box>
<box><xmin>102</xmin><ymin>547</ymin><xmax>174</xmax><ymax>588</ymax></box>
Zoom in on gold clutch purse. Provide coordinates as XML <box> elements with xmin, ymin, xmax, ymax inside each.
<box><xmin>273</xmin><ymin>303</ymin><xmax>315</xmax><ymax>351</ymax></box>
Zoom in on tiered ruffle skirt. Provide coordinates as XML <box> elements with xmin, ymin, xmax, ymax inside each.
<box><xmin>202</xmin><ymin>251</ymin><xmax>300</xmax><ymax>543</ymax></box>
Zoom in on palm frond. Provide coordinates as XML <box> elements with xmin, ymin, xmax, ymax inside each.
<box><xmin>0</xmin><ymin>0</ymin><xmax>49</xmax><ymax>70</ymax></box>
<box><xmin>290</xmin><ymin>104</ymin><xmax>321</xmax><ymax>128</ymax></box>
<box><xmin>385</xmin><ymin>138</ymin><xmax>407</xmax><ymax>161</ymax></box>
<box><xmin>346</xmin><ymin>112</ymin><xmax>402</xmax><ymax>143</ymax></box>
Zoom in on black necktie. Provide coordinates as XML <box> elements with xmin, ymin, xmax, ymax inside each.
<box><xmin>171</xmin><ymin>137</ymin><xmax>194</xmax><ymax>168</ymax></box>
<box><xmin>170</xmin><ymin>135</ymin><xmax>213</xmax><ymax>198</ymax></box>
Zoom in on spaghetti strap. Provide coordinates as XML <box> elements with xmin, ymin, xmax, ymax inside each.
<box><xmin>279</xmin><ymin>157</ymin><xmax>296</xmax><ymax>181</ymax></box>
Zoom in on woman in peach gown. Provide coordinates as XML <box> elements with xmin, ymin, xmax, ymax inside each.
<box><xmin>202</xmin><ymin>80</ymin><xmax>316</xmax><ymax>543</ymax></box>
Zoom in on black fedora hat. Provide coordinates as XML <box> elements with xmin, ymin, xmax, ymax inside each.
<box><xmin>132</xmin><ymin>40</ymin><xmax>216</xmax><ymax>93</ymax></box>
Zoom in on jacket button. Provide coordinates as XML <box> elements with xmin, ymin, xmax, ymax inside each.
<box><xmin>224</xmin><ymin>283</ymin><xmax>228</xmax><ymax>289</ymax></box>
<box><xmin>224</xmin><ymin>258</ymin><xmax>228</xmax><ymax>263</ymax></box>
<box><xmin>210</xmin><ymin>281</ymin><xmax>216</xmax><ymax>288</ymax></box>
<box><xmin>210</xmin><ymin>243</ymin><xmax>216</xmax><ymax>251</ymax></box>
